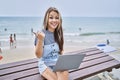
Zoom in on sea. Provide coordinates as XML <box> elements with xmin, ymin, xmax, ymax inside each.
<box><xmin>0</xmin><ymin>17</ymin><xmax>120</xmax><ymax>49</ymax></box>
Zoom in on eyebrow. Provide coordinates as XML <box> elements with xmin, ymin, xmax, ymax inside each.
<box><xmin>49</xmin><ymin>15</ymin><xmax>59</xmax><ymax>17</ymax></box>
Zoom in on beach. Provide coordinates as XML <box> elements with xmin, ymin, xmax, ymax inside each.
<box><xmin>0</xmin><ymin>35</ymin><xmax>120</xmax><ymax>80</ymax></box>
<box><xmin>0</xmin><ymin>36</ymin><xmax>93</xmax><ymax>64</ymax></box>
<box><xmin>0</xmin><ymin>17</ymin><xmax>120</xmax><ymax>79</ymax></box>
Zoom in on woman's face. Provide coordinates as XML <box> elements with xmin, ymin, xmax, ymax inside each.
<box><xmin>48</xmin><ymin>11</ymin><xmax>59</xmax><ymax>32</ymax></box>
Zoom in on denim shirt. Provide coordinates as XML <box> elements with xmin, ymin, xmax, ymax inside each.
<box><xmin>42</xmin><ymin>42</ymin><xmax>60</xmax><ymax>66</ymax></box>
<box><xmin>34</xmin><ymin>30</ymin><xmax>60</xmax><ymax>67</ymax></box>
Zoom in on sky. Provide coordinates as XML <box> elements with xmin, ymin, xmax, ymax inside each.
<box><xmin>0</xmin><ymin>0</ymin><xmax>120</xmax><ymax>17</ymax></box>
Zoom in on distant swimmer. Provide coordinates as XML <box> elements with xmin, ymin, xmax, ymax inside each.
<box><xmin>31</xmin><ymin>28</ymin><xmax>33</xmax><ymax>33</ymax></box>
<box><xmin>10</xmin><ymin>34</ymin><xmax>13</xmax><ymax>47</ymax></box>
<box><xmin>14</xmin><ymin>33</ymin><xmax>16</xmax><ymax>41</ymax></box>
<box><xmin>13</xmin><ymin>33</ymin><xmax>16</xmax><ymax>48</ymax></box>
<box><xmin>107</xmin><ymin>39</ymin><xmax>110</xmax><ymax>45</ymax></box>
<box><xmin>78</xmin><ymin>27</ymin><xmax>82</xmax><ymax>36</ymax></box>
<box><xmin>79</xmin><ymin>27</ymin><xmax>82</xmax><ymax>31</ymax></box>
<box><xmin>4</xmin><ymin>28</ymin><xmax>7</xmax><ymax>31</ymax></box>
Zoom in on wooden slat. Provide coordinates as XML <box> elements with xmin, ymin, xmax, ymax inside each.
<box><xmin>83</xmin><ymin>53</ymin><xmax>108</xmax><ymax>61</ymax></box>
<box><xmin>17</xmin><ymin>74</ymin><xmax>42</xmax><ymax>80</ymax></box>
<box><xmin>68</xmin><ymin>47</ymin><xmax>99</xmax><ymax>54</ymax></box>
<box><xmin>0</xmin><ymin>58</ymin><xmax>38</xmax><ymax>70</ymax></box>
<box><xmin>84</xmin><ymin>50</ymin><xmax>103</xmax><ymax>56</ymax></box>
<box><xmin>69</xmin><ymin>60</ymin><xmax>120</xmax><ymax>80</ymax></box>
<box><xmin>0</xmin><ymin>62</ymin><xmax>37</xmax><ymax>76</ymax></box>
<box><xmin>0</xmin><ymin>68</ymin><xmax>39</xmax><ymax>80</ymax></box>
<box><xmin>70</xmin><ymin>56</ymin><xmax>114</xmax><ymax>72</ymax></box>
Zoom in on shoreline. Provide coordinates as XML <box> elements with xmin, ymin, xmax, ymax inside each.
<box><xmin>0</xmin><ymin>38</ymin><xmax>120</xmax><ymax>64</ymax></box>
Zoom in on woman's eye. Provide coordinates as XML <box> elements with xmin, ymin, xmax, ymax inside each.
<box><xmin>56</xmin><ymin>17</ymin><xmax>59</xmax><ymax>19</ymax></box>
<box><xmin>49</xmin><ymin>16</ymin><xmax>59</xmax><ymax>20</ymax></box>
<box><xmin>49</xmin><ymin>17</ymin><xmax>53</xmax><ymax>19</ymax></box>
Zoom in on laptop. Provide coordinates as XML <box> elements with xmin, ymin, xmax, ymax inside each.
<box><xmin>53</xmin><ymin>53</ymin><xmax>85</xmax><ymax>72</ymax></box>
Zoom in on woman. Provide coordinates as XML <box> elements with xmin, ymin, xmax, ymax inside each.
<box><xmin>35</xmin><ymin>7</ymin><xmax>69</xmax><ymax>80</ymax></box>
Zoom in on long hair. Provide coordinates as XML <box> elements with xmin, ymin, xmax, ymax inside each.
<box><xmin>43</xmin><ymin>7</ymin><xmax>64</xmax><ymax>54</ymax></box>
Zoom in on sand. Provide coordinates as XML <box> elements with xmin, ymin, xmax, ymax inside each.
<box><xmin>0</xmin><ymin>38</ymin><xmax>97</xmax><ymax>64</ymax></box>
<box><xmin>0</xmin><ymin>38</ymin><xmax>120</xmax><ymax>64</ymax></box>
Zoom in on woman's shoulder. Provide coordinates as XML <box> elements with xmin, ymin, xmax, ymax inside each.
<box><xmin>42</xmin><ymin>29</ymin><xmax>46</xmax><ymax>33</ymax></box>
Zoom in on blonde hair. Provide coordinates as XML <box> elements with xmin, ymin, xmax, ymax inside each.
<box><xmin>43</xmin><ymin>7</ymin><xmax>64</xmax><ymax>54</ymax></box>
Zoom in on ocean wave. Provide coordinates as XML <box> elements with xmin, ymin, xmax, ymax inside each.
<box><xmin>80</xmin><ymin>32</ymin><xmax>120</xmax><ymax>36</ymax></box>
<box><xmin>108</xmin><ymin>32</ymin><xmax>120</xmax><ymax>34</ymax></box>
<box><xmin>80</xmin><ymin>32</ymin><xmax>105</xmax><ymax>36</ymax></box>
<box><xmin>64</xmin><ymin>32</ymin><xmax>120</xmax><ymax>36</ymax></box>
<box><xmin>0</xmin><ymin>32</ymin><xmax>31</xmax><ymax>36</ymax></box>
<box><xmin>64</xmin><ymin>33</ymin><xmax>80</xmax><ymax>36</ymax></box>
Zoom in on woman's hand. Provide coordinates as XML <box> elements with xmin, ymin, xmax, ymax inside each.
<box><xmin>33</xmin><ymin>31</ymin><xmax>45</xmax><ymax>41</ymax></box>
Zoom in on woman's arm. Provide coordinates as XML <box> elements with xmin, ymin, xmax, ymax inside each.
<box><xmin>35</xmin><ymin>40</ymin><xmax>43</xmax><ymax>58</ymax></box>
<box><xmin>35</xmin><ymin>32</ymin><xmax>45</xmax><ymax>58</ymax></box>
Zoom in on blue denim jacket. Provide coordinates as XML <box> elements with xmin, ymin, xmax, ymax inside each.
<box><xmin>42</xmin><ymin>42</ymin><xmax>60</xmax><ymax>66</ymax></box>
<box><xmin>35</xmin><ymin>39</ymin><xmax>60</xmax><ymax>74</ymax></box>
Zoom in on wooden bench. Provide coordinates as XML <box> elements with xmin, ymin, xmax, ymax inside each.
<box><xmin>0</xmin><ymin>48</ymin><xmax>120</xmax><ymax>80</ymax></box>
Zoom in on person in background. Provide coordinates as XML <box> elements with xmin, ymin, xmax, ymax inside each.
<box><xmin>34</xmin><ymin>7</ymin><xmax>69</xmax><ymax>80</ymax></box>
<box><xmin>10</xmin><ymin>34</ymin><xmax>13</xmax><ymax>47</ymax></box>
<box><xmin>14</xmin><ymin>33</ymin><xmax>16</xmax><ymax>41</ymax></box>
<box><xmin>13</xmin><ymin>33</ymin><xmax>16</xmax><ymax>48</ymax></box>
<box><xmin>107</xmin><ymin>39</ymin><xmax>110</xmax><ymax>45</ymax></box>
<box><xmin>31</xmin><ymin>28</ymin><xmax>33</xmax><ymax>33</ymax></box>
